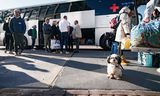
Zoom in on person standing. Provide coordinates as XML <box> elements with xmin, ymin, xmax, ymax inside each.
<box><xmin>43</xmin><ymin>18</ymin><xmax>52</xmax><ymax>52</ymax></box>
<box><xmin>68</xmin><ymin>26</ymin><xmax>74</xmax><ymax>52</ymax></box>
<box><xmin>31</xmin><ymin>25</ymin><xmax>37</xmax><ymax>49</ymax></box>
<box><xmin>72</xmin><ymin>20</ymin><xmax>82</xmax><ymax>53</ymax></box>
<box><xmin>115</xmin><ymin>6</ymin><xmax>134</xmax><ymax>65</ymax></box>
<box><xmin>3</xmin><ymin>17</ymin><xmax>13</xmax><ymax>54</ymax></box>
<box><xmin>51</xmin><ymin>21</ymin><xmax>59</xmax><ymax>39</ymax></box>
<box><xmin>59</xmin><ymin>15</ymin><xmax>70</xmax><ymax>54</ymax></box>
<box><xmin>9</xmin><ymin>9</ymin><xmax>26</xmax><ymax>55</ymax></box>
<box><xmin>143</xmin><ymin>0</ymin><xmax>159</xmax><ymax>23</ymax></box>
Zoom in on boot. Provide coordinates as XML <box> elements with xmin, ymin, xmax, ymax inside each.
<box><xmin>121</xmin><ymin>55</ymin><xmax>129</xmax><ymax>66</ymax></box>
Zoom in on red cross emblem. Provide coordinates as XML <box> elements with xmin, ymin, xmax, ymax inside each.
<box><xmin>110</xmin><ymin>3</ymin><xmax>119</xmax><ymax>12</ymax></box>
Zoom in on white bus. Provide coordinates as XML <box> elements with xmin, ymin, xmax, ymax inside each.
<box><xmin>0</xmin><ymin>0</ymin><xmax>151</xmax><ymax>50</ymax></box>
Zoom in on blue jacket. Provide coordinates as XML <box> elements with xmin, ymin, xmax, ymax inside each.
<box><xmin>9</xmin><ymin>17</ymin><xmax>26</xmax><ymax>34</ymax></box>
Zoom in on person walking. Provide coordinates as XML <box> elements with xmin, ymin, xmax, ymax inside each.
<box><xmin>43</xmin><ymin>18</ymin><xmax>52</xmax><ymax>52</ymax></box>
<box><xmin>31</xmin><ymin>25</ymin><xmax>37</xmax><ymax>49</ymax></box>
<box><xmin>59</xmin><ymin>15</ymin><xmax>70</xmax><ymax>54</ymax></box>
<box><xmin>3</xmin><ymin>17</ymin><xmax>14</xmax><ymax>54</ymax></box>
<box><xmin>72</xmin><ymin>20</ymin><xmax>82</xmax><ymax>53</ymax></box>
<box><xmin>9</xmin><ymin>9</ymin><xmax>26</xmax><ymax>56</ymax></box>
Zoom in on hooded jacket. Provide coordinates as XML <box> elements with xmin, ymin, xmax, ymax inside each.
<box><xmin>115</xmin><ymin>7</ymin><xmax>131</xmax><ymax>42</ymax></box>
<box><xmin>143</xmin><ymin>0</ymin><xmax>159</xmax><ymax>21</ymax></box>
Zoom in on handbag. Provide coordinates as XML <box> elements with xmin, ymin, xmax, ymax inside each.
<box><xmin>50</xmin><ymin>39</ymin><xmax>60</xmax><ymax>49</ymax></box>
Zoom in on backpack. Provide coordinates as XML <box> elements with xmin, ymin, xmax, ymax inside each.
<box><xmin>109</xmin><ymin>12</ymin><xmax>127</xmax><ymax>29</ymax></box>
<box><xmin>109</xmin><ymin>15</ymin><xmax>120</xmax><ymax>29</ymax></box>
<box><xmin>28</xmin><ymin>29</ymin><xmax>32</xmax><ymax>36</ymax></box>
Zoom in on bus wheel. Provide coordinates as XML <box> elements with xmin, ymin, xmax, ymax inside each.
<box><xmin>23</xmin><ymin>36</ymin><xmax>28</xmax><ymax>49</ymax></box>
<box><xmin>100</xmin><ymin>33</ymin><xmax>115</xmax><ymax>50</ymax></box>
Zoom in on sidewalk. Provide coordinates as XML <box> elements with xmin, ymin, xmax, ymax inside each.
<box><xmin>54</xmin><ymin>50</ymin><xmax>160</xmax><ymax>91</ymax></box>
<box><xmin>0</xmin><ymin>48</ymin><xmax>160</xmax><ymax>95</ymax></box>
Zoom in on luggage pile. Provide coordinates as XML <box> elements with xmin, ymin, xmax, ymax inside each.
<box><xmin>131</xmin><ymin>20</ymin><xmax>160</xmax><ymax>48</ymax></box>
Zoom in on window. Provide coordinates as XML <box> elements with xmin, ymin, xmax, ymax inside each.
<box><xmin>24</xmin><ymin>11</ymin><xmax>31</xmax><ymax>20</ymax></box>
<box><xmin>56</xmin><ymin>3</ymin><xmax>70</xmax><ymax>13</ymax></box>
<box><xmin>70</xmin><ymin>1</ymin><xmax>88</xmax><ymax>12</ymax></box>
<box><xmin>0</xmin><ymin>12</ymin><xmax>3</xmax><ymax>23</ymax></box>
<box><xmin>54</xmin><ymin>3</ymin><xmax>70</xmax><ymax>19</ymax></box>
<box><xmin>46</xmin><ymin>5</ymin><xmax>57</xmax><ymax>18</ymax></box>
<box><xmin>39</xmin><ymin>6</ymin><xmax>48</xmax><ymax>20</ymax></box>
<box><xmin>30</xmin><ymin>8</ymin><xmax>39</xmax><ymax>19</ymax></box>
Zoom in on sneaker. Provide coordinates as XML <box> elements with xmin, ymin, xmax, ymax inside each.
<box><xmin>4</xmin><ymin>50</ymin><xmax>7</xmax><ymax>53</ymax></box>
<box><xmin>9</xmin><ymin>51</ymin><xmax>14</xmax><ymax>54</ymax></box>
<box><xmin>15</xmin><ymin>52</ymin><xmax>19</xmax><ymax>56</ymax></box>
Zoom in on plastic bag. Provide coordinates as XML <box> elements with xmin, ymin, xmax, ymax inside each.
<box><xmin>131</xmin><ymin>20</ymin><xmax>160</xmax><ymax>47</ymax></box>
<box><xmin>50</xmin><ymin>39</ymin><xmax>60</xmax><ymax>49</ymax></box>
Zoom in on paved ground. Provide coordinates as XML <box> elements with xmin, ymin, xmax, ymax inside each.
<box><xmin>0</xmin><ymin>46</ymin><xmax>160</xmax><ymax>95</ymax></box>
<box><xmin>54</xmin><ymin>51</ymin><xmax>160</xmax><ymax>91</ymax></box>
<box><xmin>0</xmin><ymin>49</ymin><xmax>70</xmax><ymax>88</ymax></box>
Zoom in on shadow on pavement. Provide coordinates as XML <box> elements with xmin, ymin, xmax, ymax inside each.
<box><xmin>65</xmin><ymin>60</ymin><xmax>106</xmax><ymax>74</ymax></box>
<box><xmin>123</xmin><ymin>69</ymin><xmax>160</xmax><ymax>91</ymax></box>
<box><xmin>22</xmin><ymin>54</ymin><xmax>67</xmax><ymax>66</ymax></box>
<box><xmin>0</xmin><ymin>56</ymin><xmax>49</xmax><ymax>72</ymax></box>
<box><xmin>0</xmin><ymin>65</ymin><xmax>48</xmax><ymax>88</ymax></box>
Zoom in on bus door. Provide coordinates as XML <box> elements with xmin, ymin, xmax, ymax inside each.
<box><xmin>38</xmin><ymin>20</ymin><xmax>44</xmax><ymax>48</ymax></box>
<box><xmin>24</xmin><ymin>20</ymin><xmax>39</xmax><ymax>46</ymax></box>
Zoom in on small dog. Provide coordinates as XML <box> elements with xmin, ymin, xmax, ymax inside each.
<box><xmin>106</xmin><ymin>54</ymin><xmax>124</xmax><ymax>80</ymax></box>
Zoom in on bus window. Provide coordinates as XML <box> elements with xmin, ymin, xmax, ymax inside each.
<box><xmin>0</xmin><ymin>12</ymin><xmax>3</xmax><ymax>23</ymax></box>
<box><xmin>39</xmin><ymin>6</ymin><xmax>48</xmax><ymax>20</ymax></box>
<box><xmin>56</xmin><ymin>3</ymin><xmax>70</xmax><ymax>13</ymax></box>
<box><xmin>46</xmin><ymin>5</ymin><xmax>57</xmax><ymax>18</ymax></box>
<box><xmin>24</xmin><ymin>11</ymin><xmax>31</xmax><ymax>20</ymax></box>
<box><xmin>54</xmin><ymin>3</ymin><xmax>70</xmax><ymax>19</ymax></box>
<box><xmin>30</xmin><ymin>8</ymin><xmax>39</xmax><ymax>19</ymax></box>
<box><xmin>70</xmin><ymin>1</ymin><xmax>86</xmax><ymax>12</ymax></box>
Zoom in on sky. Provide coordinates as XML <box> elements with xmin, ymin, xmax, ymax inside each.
<box><xmin>0</xmin><ymin>0</ymin><xmax>80</xmax><ymax>10</ymax></box>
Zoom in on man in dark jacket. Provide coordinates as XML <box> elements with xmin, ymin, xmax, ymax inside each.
<box><xmin>3</xmin><ymin>17</ymin><xmax>13</xmax><ymax>54</ymax></box>
<box><xmin>9</xmin><ymin>9</ymin><xmax>26</xmax><ymax>55</ymax></box>
<box><xmin>42</xmin><ymin>18</ymin><xmax>52</xmax><ymax>52</ymax></box>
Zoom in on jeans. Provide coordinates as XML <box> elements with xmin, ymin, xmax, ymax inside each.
<box><xmin>60</xmin><ymin>32</ymin><xmax>68</xmax><ymax>52</ymax></box>
<box><xmin>13</xmin><ymin>33</ymin><xmax>24</xmax><ymax>53</ymax></box>
<box><xmin>44</xmin><ymin>34</ymin><xmax>50</xmax><ymax>51</ymax></box>
<box><xmin>5</xmin><ymin>33</ymin><xmax>13</xmax><ymax>51</ymax></box>
<box><xmin>74</xmin><ymin>38</ymin><xmax>80</xmax><ymax>52</ymax></box>
<box><xmin>68</xmin><ymin>36</ymin><xmax>73</xmax><ymax>51</ymax></box>
<box><xmin>31</xmin><ymin>38</ymin><xmax>36</xmax><ymax>49</ymax></box>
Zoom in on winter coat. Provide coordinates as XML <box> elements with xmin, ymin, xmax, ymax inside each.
<box><xmin>115</xmin><ymin>7</ymin><xmax>131</xmax><ymax>42</ymax></box>
<box><xmin>9</xmin><ymin>17</ymin><xmax>26</xmax><ymax>34</ymax></box>
<box><xmin>143</xmin><ymin>0</ymin><xmax>159</xmax><ymax>21</ymax></box>
<box><xmin>72</xmin><ymin>24</ymin><xmax>82</xmax><ymax>39</ymax></box>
